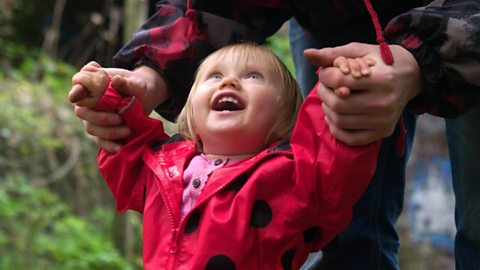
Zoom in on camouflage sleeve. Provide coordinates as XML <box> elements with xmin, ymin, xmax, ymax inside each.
<box><xmin>385</xmin><ymin>0</ymin><xmax>480</xmax><ymax>117</ymax></box>
<box><xmin>112</xmin><ymin>0</ymin><xmax>290</xmax><ymax>121</ymax></box>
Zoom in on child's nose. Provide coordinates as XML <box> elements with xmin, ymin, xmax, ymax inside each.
<box><xmin>220</xmin><ymin>76</ymin><xmax>239</xmax><ymax>89</ymax></box>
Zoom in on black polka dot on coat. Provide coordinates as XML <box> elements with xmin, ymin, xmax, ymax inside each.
<box><xmin>226</xmin><ymin>174</ymin><xmax>248</xmax><ymax>192</ymax></box>
<box><xmin>205</xmin><ymin>254</ymin><xmax>236</xmax><ymax>270</ymax></box>
<box><xmin>184</xmin><ymin>209</ymin><xmax>201</xmax><ymax>234</ymax></box>
<box><xmin>249</xmin><ymin>200</ymin><xmax>272</xmax><ymax>228</ymax></box>
<box><xmin>303</xmin><ymin>226</ymin><xmax>320</xmax><ymax>243</ymax></box>
<box><xmin>281</xmin><ymin>248</ymin><xmax>296</xmax><ymax>270</ymax></box>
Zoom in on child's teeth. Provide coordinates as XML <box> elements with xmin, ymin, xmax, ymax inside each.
<box><xmin>220</xmin><ymin>97</ymin><xmax>238</xmax><ymax>103</ymax></box>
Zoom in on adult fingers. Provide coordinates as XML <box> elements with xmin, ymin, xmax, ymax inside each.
<box><xmin>74</xmin><ymin>106</ymin><xmax>130</xmax><ymax>151</ymax></box>
<box><xmin>83</xmin><ymin>120</ymin><xmax>131</xmax><ymax>142</ymax></box>
<box><xmin>322</xmin><ymin>103</ymin><xmax>395</xmax><ymax>132</ymax></box>
<box><xmin>325</xmin><ymin>116</ymin><xmax>383</xmax><ymax>146</ymax></box>
<box><xmin>74</xmin><ymin>106</ymin><xmax>123</xmax><ymax>127</ymax></box>
<box><xmin>317</xmin><ymin>83</ymin><xmax>370</xmax><ymax>114</ymax></box>
<box><xmin>94</xmin><ymin>137</ymin><xmax>123</xmax><ymax>153</ymax></box>
<box><xmin>104</xmin><ymin>67</ymin><xmax>134</xmax><ymax>77</ymax></box>
<box><xmin>303</xmin><ymin>42</ymin><xmax>375</xmax><ymax>67</ymax></box>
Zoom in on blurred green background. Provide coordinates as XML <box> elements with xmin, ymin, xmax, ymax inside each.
<box><xmin>0</xmin><ymin>1</ymin><xmax>453</xmax><ymax>269</ymax></box>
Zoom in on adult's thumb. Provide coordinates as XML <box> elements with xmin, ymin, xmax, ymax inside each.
<box><xmin>110</xmin><ymin>75</ymin><xmax>129</xmax><ymax>95</ymax></box>
<box><xmin>303</xmin><ymin>48</ymin><xmax>332</xmax><ymax>67</ymax></box>
<box><xmin>110</xmin><ymin>75</ymin><xmax>145</xmax><ymax>98</ymax></box>
<box><xmin>304</xmin><ymin>43</ymin><xmax>371</xmax><ymax>67</ymax></box>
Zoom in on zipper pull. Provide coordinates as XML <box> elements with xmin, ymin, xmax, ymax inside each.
<box><xmin>169</xmin><ymin>228</ymin><xmax>179</xmax><ymax>254</ymax></box>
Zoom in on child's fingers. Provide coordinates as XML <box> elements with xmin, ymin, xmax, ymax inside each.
<box><xmin>80</xmin><ymin>61</ymin><xmax>101</xmax><ymax>71</ymax></box>
<box><xmin>347</xmin><ymin>58</ymin><xmax>362</xmax><ymax>78</ymax></box>
<box><xmin>68</xmin><ymin>84</ymin><xmax>89</xmax><ymax>103</ymax></box>
<box><xmin>72</xmin><ymin>70</ymin><xmax>109</xmax><ymax>96</ymax></box>
<box><xmin>359</xmin><ymin>57</ymin><xmax>376</xmax><ymax>76</ymax></box>
<box><xmin>354</xmin><ymin>58</ymin><xmax>372</xmax><ymax>77</ymax></box>
<box><xmin>333</xmin><ymin>56</ymin><xmax>350</xmax><ymax>74</ymax></box>
<box><xmin>365</xmin><ymin>57</ymin><xmax>376</xmax><ymax>66</ymax></box>
<box><xmin>333</xmin><ymin>86</ymin><xmax>351</xmax><ymax>97</ymax></box>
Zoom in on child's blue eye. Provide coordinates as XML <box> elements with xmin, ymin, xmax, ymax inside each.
<box><xmin>246</xmin><ymin>72</ymin><xmax>263</xmax><ymax>79</ymax></box>
<box><xmin>208</xmin><ymin>72</ymin><xmax>223</xmax><ymax>80</ymax></box>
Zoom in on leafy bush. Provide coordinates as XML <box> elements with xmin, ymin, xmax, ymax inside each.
<box><xmin>0</xmin><ymin>40</ymin><xmax>141</xmax><ymax>269</ymax></box>
<box><xmin>0</xmin><ymin>176</ymin><xmax>132</xmax><ymax>270</ymax></box>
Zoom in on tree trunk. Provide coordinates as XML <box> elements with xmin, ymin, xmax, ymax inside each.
<box><xmin>123</xmin><ymin>0</ymin><xmax>148</xmax><ymax>43</ymax></box>
<box><xmin>42</xmin><ymin>0</ymin><xmax>66</xmax><ymax>57</ymax></box>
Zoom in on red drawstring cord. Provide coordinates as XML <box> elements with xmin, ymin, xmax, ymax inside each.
<box><xmin>363</xmin><ymin>0</ymin><xmax>394</xmax><ymax>65</ymax></box>
<box><xmin>364</xmin><ymin>0</ymin><xmax>406</xmax><ymax>156</ymax></box>
<box><xmin>185</xmin><ymin>0</ymin><xmax>195</xmax><ymax>18</ymax></box>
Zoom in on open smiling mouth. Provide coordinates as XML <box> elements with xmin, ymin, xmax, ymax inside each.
<box><xmin>212</xmin><ymin>96</ymin><xmax>245</xmax><ymax>111</ymax></box>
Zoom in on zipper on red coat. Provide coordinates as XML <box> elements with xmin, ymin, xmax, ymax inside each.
<box><xmin>157</xmin><ymin>182</ymin><xmax>200</xmax><ymax>268</ymax></box>
<box><xmin>156</xmin><ymin>183</ymin><xmax>180</xmax><ymax>269</ymax></box>
<box><xmin>168</xmin><ymin>228</ymin><xmax>179</xmax><ymax>254</ymax></box>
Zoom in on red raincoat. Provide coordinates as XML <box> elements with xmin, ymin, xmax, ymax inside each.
<box><xmin>96</xmin><ymin>84</ymin><xmax>381</xmax><ymax>269</ymax></box>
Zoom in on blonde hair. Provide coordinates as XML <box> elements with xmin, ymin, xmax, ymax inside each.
<box><xmin>177</xmin><ymin>42</ymin><xmax>302</xmax><ymax>151</ymax></box>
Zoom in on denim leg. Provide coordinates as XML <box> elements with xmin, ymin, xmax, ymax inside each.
<box><xmin>289</xmin><ymin>18</ymin><xmax>415</xmax><ymax>270</ymax></box>
<box><xmin>315</xmin><ymin>114</ymin><xmax>415</xmax><ymax>269</ymax></box>
<box><xmin>445</xmin><ymin>103</ymin><xmax>480</xmax><ymax>270</ymax></box>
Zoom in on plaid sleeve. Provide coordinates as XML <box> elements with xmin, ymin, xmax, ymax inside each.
<box><xmin>112</xmin><ymin>0</ymin><xmax>291</xmax><ymax>121</ymax></box>
<box><xmin>385</xmin><ymin>0</ymin><xmax>480</xmax><ymax>117</ymax></box>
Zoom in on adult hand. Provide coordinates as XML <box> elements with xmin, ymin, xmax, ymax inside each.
<box><xmin>304</xmin><ymin>42</ymin><xmax>422</xmax><ymax>146</ymax></box>
<box><xmin>72</xmin><ymin>65</ymin><xmax>168</xmax><ymax>152</ymax></box>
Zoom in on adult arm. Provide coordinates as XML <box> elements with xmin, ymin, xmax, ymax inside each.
<box><xmin>384</xmin><ymin>0</ymin><xmax>480</xmax><ymax>117</ymax></box>
<box><xmin>113</xmin><ymin>0</ymin><xmax>291</xmax><ymax>120</ymax></box>
<box><xmin>305</xmin><ymin>0</ymin><xmax>480</xmax><ymax>145</ymax></box>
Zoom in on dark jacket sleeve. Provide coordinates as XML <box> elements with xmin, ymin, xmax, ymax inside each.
<box><xmin>385</xmin><ymin>0</ymin><xmax>480</xmax><ymax>117</ymax></box>
<box><xmin>112</xmin><ymin>0</ymin><xmax>291</xmax><ymax>121</ymax></box>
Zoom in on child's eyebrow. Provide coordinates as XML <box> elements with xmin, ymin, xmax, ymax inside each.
<box><xmin>243</xmin><ymin>63</ymin><xmax>265</xmax><ymax>71</ymax></box>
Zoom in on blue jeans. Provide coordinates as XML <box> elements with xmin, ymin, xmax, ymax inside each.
<box><xmin>289</xmin><ymin>18</ymin><xmax>480</xmax><ymax>270</ymax></box>
<box><xmin>446</xmin><ymin>104</ymin><xmax>480</xmax><ymax>270</ymax></box>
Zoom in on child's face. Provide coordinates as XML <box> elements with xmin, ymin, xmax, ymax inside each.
<box><xmin>192</xmin><ymin>52</ymin><xmax>282</xmax><ymax>155</ymax></box>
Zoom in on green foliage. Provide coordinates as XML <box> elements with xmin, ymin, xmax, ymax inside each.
<box><xmin>0</xmin><ymin>39</ymin><xmax>76</xmax><ymax>99</ymax></box>
<box><xmin>0</xmin><ymin>176</ymin><xmax>132</xmax><ymax>270</ymax></box>
<box><xmin>266</xmin><ymin>32</ymin><xmax>295</xmax><ymax>77</ymax></box>
<box><xmin>0</xmin><ymin>41</ymin><xmax>141</xmax><ymax>269</ymax></box>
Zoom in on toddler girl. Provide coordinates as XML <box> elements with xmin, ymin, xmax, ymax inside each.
<box><xmin>69</xmin><ymin>42</ymin><xmax>379</xmax><ymax>270</ymax></box>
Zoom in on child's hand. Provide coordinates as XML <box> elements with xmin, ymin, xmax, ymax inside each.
<box><xmin>69</xmin><ymin>61</ymin><xmax>110</xmax><ymax>108</ymax></box>
<box><xmin>331</xmin><ymin>56</ymin><xmax>376</xmax><ymax>97</ymax></box>
<box><xmin>334</xmin><ymin>56</ymin><xmax>376</xmax><ymax>79</ymax></box>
